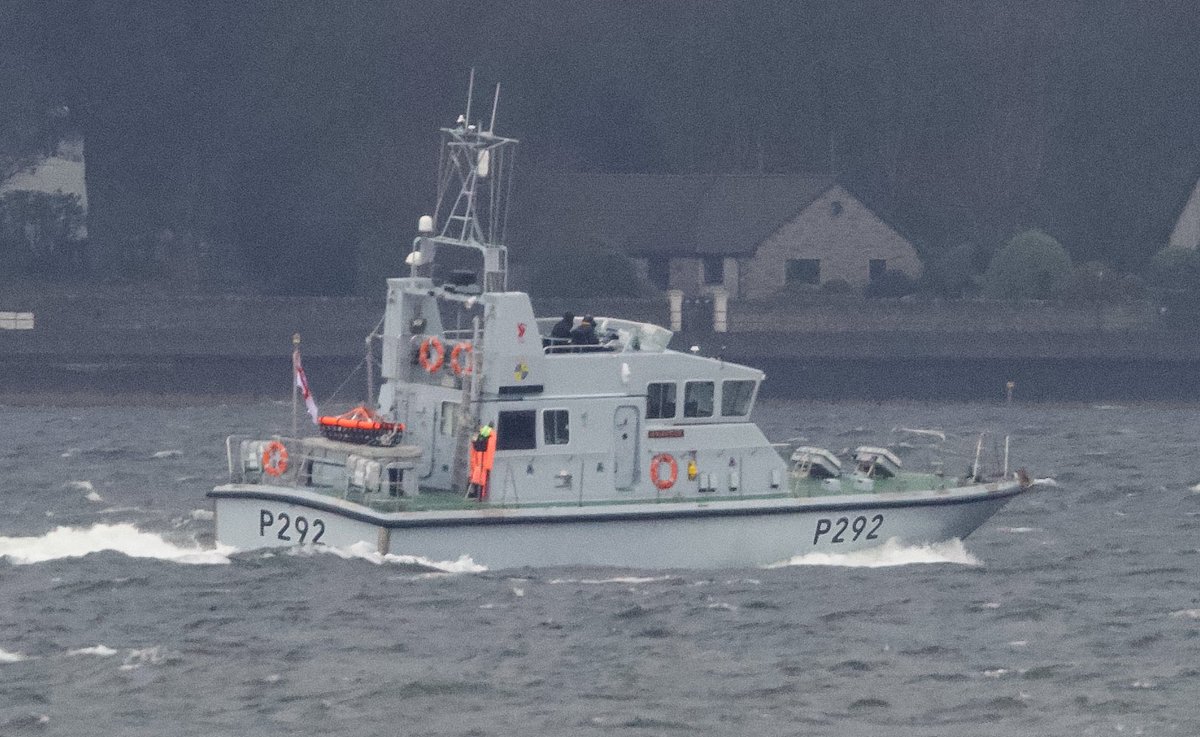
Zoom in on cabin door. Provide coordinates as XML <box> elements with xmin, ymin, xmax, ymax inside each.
<box><xmin>612</xmin><ymin>405</ymin><xmax>640</xmax><ymax>490</ymax></box>
<box><xmin>401</xmin><ymin>391</ymin><xmax>435</xmax><ymax>478</ymax></box>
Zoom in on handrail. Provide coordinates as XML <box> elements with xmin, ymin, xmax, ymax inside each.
<box><xmin>543</xmin><ymin>339</ymin><xmax>619</xmax><ymax>355</ymax></box>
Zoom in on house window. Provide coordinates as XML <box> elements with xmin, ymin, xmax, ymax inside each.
<box><xmin>721</xmin><ymin>380</ymin><xmax>756</xmax><ymax>416</ymax></box>
<box><xmin>869</xmin><ymin>259</ymin><xmax>887</xmax><ymax>282</ymax></box>
<box><xmin>439</xmin><ymin>401</ymin><xmax>459</xmax><ymax>435</ymax></box>
<box><xmin>496</xmin><ymin>410</ymin><xmax>536</xmax><ymax>450</ymax></box>
<box><xmin>543</xmin><ymin>409</ymin><xmax>569</xmax><ymax>445</ymax></box>
<box><xmin>646</xmin><ymin>382</ymin><xmax>677</xmax><ymax>419</ymax></box>
<box><xmin>684</xmin><ymin>381</ymin><xmax>714</xmax><ymax>418</ymax></box>
<box><xmin>648</xmin><ymin>257</ymin><xmax>670</xmax><ymax>290</ymax></box>
<box><xmin>702</xmin><ymin>256</ymin><xmax>725</xmax><ymax>286</ymax></box>
<box><xmin>786</xmin><ymin>258</ymin><xmax>820</xmax><ymax>285</ymax></box>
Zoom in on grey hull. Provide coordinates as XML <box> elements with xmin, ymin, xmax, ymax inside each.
<box><xmin>209</xmin><ymin>481</ymin><xmax>1028</xmax><ymax>569</ymax></box>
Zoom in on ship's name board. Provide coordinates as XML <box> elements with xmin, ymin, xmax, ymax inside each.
<box><xmin>648</xmin><ymin>429</ymin><xmax>684</xmax><ymax>439</ymax></box>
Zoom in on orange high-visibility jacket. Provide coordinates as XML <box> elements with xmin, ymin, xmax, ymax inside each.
<box><xmin>469</xmin><ymin>429</ymin><xmax>496</xmax><ymax>486</ymax></box>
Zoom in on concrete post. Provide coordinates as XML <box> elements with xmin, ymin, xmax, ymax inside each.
<box><xmin>713</xmin><ymin>289</ymin><xmax>728</xmax><ymax>333</ymax></box>
<box><xmin>668</xmin><ymin>290</ymin><xmax>684</xmax><ymax>331</ymax></box>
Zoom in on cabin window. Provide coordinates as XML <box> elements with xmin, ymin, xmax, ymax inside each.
<box><xmin>869</xmin><ymin>259</ymin><xmax>887</xmax><ymax>282</ymax></box>
<box><xmin>646</xmin><ymin>382</ymin><xmax>677</xmax><ymax>419</ymax></box>
<box><xmin>703</xmin><ymin>256</ymin><xmax>725</xmax><ymax>286</ymax></box>
<box><xmin>543</xmin><ymin>409</ymin><xmax>569</xmax><ymax>445</ymax></box>
<box><xmin>496</xmin><ymin>410</ymin><xmax>537</xmax><ymax>451</ymax></box>
<box><xmin>786</xmin><ymin>258</ymin><xmax>820</xmax><ymax>285</ymax></box>
<box><xmin>721</xmin><ymin>380</ymin><xmax>756</xmax><ymax>416</ymax></box>
<box><xmin>310</xmin><ymin>460</ymin><xmax>343</xmax><ymax>488</ymax></box>
<box><xmin>684</xmin><ymin>381</ymin><xmax>714</xmax><ymax>417</ymax></box>
<box><xmin>439</xmin><ymin>401</ymin><xmax>459</xmax><ymax>436</ymax></box>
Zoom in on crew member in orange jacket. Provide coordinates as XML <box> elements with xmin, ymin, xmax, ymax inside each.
<box><xmin>468</xmin><ymin>423</ymin><xmax>496</xmax><ymax>499</ymax></box>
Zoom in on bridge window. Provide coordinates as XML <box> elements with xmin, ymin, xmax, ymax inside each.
<box><xmin>646</xmin><ymin>382</ymin><xmax>677</xmax><ymax>419</ymax></box>
<box><xmin>684</xmin><ymin>381</ymin><xmax>714</xmax><ymax>418</ymax></box>
<box><xmin>496</xmin><ymin>410</ymin><xmax>536</xmax><ymax>451</ymax></box>
<box><xmin>543</xmin><ymin>409</ymin><xmax>570</xmax><ymax>445</ymax></box>
<box><xmin>721</xmin><ymin>380</ymin><xmax>756</xmax><ymax>416</ymax></box>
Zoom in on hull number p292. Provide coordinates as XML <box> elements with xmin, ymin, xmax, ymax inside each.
<box><xmin>259</xmin><ymin>509</ymin><xmax>326</xmax><ymax>544</ymax></box>
<box><xmin>813</xmin><ymin>514</ymin><xmax>884</xmax><ymax>545</ymax></box>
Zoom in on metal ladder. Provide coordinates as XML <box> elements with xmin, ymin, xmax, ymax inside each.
<box><xmin>449</xmin><ymin>315</ymin><xmax>485</xmax><ymax>494</ymax></box>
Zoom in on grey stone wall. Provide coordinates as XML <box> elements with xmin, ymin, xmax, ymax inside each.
<box><xmin>0</xmin><ymin>291</ymin><xmax>1183</xmax><ymax>362</ymax></box>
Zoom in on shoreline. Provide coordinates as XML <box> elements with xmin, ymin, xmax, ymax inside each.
<box><xmin>2</xmin><ymin>356</ymin><xmax>1198</xmax><ymax>404</ymax></box>
<box><xmin>1</xmin><ymin>389</ymin><xmax>1196</xmax><ymax>409</ymax></box>
<box><xmin>4</xmin><ymin>291</ymin><xmax>1200</xmax><ymax>402</ymax></box>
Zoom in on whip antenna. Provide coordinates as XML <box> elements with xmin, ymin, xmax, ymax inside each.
<box><xmin>488</xmin><ymin>83</ymin><xmax>501</xmax><ymax>135</ymax></box>
<box><xmin>464</xmin><ymin>68</ymin><xmax>475</xmax><ymax>129</ymax></box>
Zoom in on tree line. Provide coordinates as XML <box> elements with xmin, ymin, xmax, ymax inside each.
<box><xmin>2</xmin><ymin>0</ymin><xmax>1200</xmax><ymax>295</ymax></box>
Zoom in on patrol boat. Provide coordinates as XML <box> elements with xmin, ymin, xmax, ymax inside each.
<box><xmin>208</xmin><ymin>84</ymin><xmax>1034</xmax><ymax>569</ymax></box>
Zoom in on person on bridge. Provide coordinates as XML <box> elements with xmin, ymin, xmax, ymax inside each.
<box><xmin>548</xmin><ymin>312</ymin><xmax>574</xmax><ymax>349</ymax></box>
<box><xmin>570</xmin><ymin>315</ymin><xmax>599</xmax><ymax>346</ymax></box>
<box><xmin>551</xmin><ymin>312</ymin><xmax>574</xmax><ymax>340</ymax></box>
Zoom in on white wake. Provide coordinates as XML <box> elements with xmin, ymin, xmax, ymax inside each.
<box><xmin>0</xmin><ymin>648</ymin><xmax>28</xmax><ymax>663</ymax></box>
<box><xmin>0</xmin><ymin>523</ymin><xmax>232</xmax><ymax>565</ymax></box>
<box><xmin>767</xmin><ymin>538</ymin><xmax>981</xmax><ymax>568</ymax></box>
<box><xmin>278</xmin><ymin>540</ymin><xmax>486</xmax><ymax>574</ymax></box>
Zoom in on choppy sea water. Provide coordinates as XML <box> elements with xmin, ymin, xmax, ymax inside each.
<box><xmin>2</xmin><ymin>398</ymin><xmax>1199</xmax><ymax>736</ymax></box>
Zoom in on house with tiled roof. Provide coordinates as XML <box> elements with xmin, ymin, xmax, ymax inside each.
<box><xmin>515</xmin><ymin>173</ymin><xmax>920</xmax><ymax>300</ymax></box>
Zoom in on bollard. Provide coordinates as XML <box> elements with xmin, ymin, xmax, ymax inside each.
<box><xmin>712</xmin><ymin>289</ymin><xmax>728</xmax><ymax>333</ymax></box>
<box><xmin>668</xmin><ymin>289</ymin><xmax>684</xmax><ymax>331</ymax></box>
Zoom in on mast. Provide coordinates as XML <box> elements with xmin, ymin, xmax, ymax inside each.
<box><xmin>400</xmin><ymin>72</ymin><xmax>521</xmax><ymax>491</ymax></box>
<box><xmin>408</xmin><ymin>72</ymin><xmax>519</xmax><ymax>293</ymax></box>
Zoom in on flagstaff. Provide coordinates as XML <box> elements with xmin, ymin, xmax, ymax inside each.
<box><xmin>291</xmin><ymin>333</ymin><xmax>300</xmax><ymax>437</ymax></box>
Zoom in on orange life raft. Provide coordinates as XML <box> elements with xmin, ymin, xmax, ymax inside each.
<box><xmin>317</xmin><ymin>405</ymin><xmax>405</xmax><ymax>446</ymax></box>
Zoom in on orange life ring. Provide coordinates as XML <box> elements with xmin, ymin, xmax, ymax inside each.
<box><xmin>450</xmin><ymin>341</ymin><xmax>474</xmax><ymax>376</ymax></box>
<box><xmin>262</xmin><ymin>440</ymin><xmax>289</xmax><ymax>477</ymax></box>
<box><xmin>650</xmin><ymin>453</ymin><xmax>678</xmax><ymax>490</ymax></box>
<box><xmin>418</xmin><ymin>336</ymin><xmax>445</xmax><ymax>373</ymax></box>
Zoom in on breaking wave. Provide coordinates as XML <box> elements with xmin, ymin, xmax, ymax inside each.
<box><xmin>0</xmin><ymin>648</ymin><xmax>29</xmax><ymax>663</ymax></box>
<box><xmin>0</xmin><ymin>523</ymin><xmax>232</xmax><ymax>565</ymax></box>
<box><xmin>277</xmin><ymin>540</ymin><xmax>486</xmax><ymax>574</ymax></box>
<box><xmin>548</xmin><ymin>575</ymin><xmax>680</xmax><ymax>585</ymax></box>
<box><xmin>67</xmin><ymin>645</ymin><xmax>119</xmax><ymax>657</ymax></box>
<box><xmin>767</xmin><ymin>538</ymin><xmax>981</xmax><ymax>568</ymax></box>
<box><xmin>63</xmin><ymin>480</ymin><xmax>104</xmax><ymax>502</ymax></box>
